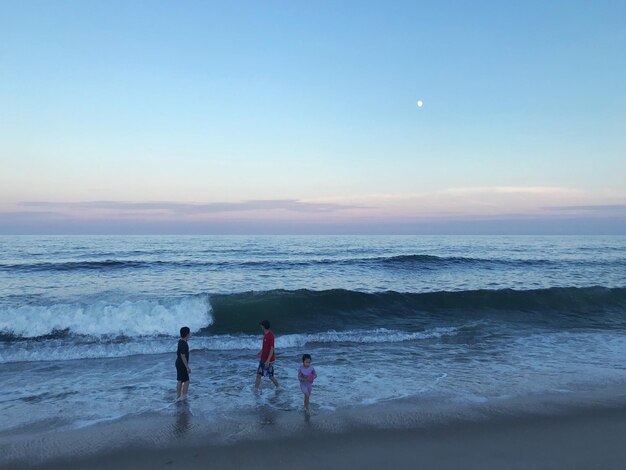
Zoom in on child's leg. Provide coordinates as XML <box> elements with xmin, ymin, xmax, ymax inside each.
<box><xmin>176</xmin><ymin>381</ymin><xmax>182</xmax><ymax>398</ymax></box>
<box><xmin>304</xmin><ymin>392</ymin><xmax>310</xmax><ymax>410</ymax></box>
<box><xmin>255</xmin><ymin>373</ymin><xmax>262</xmax><ymax>389</ymax></box>
<box><xmin>270</xmin><ymin>376</ymin><xmax>280</xmax><ymax>388</ymax></box>
<box><xmin>182</xmin><ymin>380</ymin><xmax>189</xmax><ymax>398</ymax></box>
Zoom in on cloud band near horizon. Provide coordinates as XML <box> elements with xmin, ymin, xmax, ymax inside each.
<box><xmin>2</xmin><ymin>186</ymin><xmax>626</xmax><ymax>234</ymax></box>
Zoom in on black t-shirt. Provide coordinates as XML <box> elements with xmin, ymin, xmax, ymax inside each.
<box><xmin>176</xmin><ymin>339</ymin><xmax>189</xmax><ymax>365</ymax></box>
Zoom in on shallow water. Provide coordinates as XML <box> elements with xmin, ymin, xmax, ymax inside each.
<box><xmin>1</xmin><ymin>235</ymin><xmax>625</xmax><ymax>433</ymax></box>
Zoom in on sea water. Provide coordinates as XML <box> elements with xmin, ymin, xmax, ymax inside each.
<box><xmin>1</xmin><ymin>235</ymin><xmax>625</xmax><ymax>434</ymax></box>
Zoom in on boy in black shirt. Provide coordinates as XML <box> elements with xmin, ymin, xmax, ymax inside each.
<box><xmin>176</xmin><ymin>326</ymin><xmax>191</xmax><ymax>400</ymax></box>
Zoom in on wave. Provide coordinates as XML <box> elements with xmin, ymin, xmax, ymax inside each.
<box><xmin>0</xmin><ymin>296</ymin><xmax>212</xmax><ymax>338</ymax></box>
<box><xmin>367</xmin><ymin>254</ymin><xmax>547</xmax><ymax>266</ymax></box>
<box><xmin>0</xmin><ymin>254</ymin><xmax>567</xmax><ymax>273</ymax></box>
<box><xmin>0</xmin><ymin>327</ymin><xmax>459</xmax><ymax>363</ymax></box>
<box><xmin>0</xmin><ymin>260</ymin><xmax>156</xmax><ymax>272</ymax></box>
<box><xmin>2</xmin><ymin>286</ymin><xmax>625</xmax><ymax>340</ymax></box>
<box><xmin>207</xmin><ymin>286</ymin><xmax>626</xmax><ymax>334</ymax></box>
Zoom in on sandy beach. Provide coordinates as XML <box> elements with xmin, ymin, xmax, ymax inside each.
<box><xmin>3</xmin><ymin>397</ymin><xmax>626</xmax><ymax>470</ymax></box>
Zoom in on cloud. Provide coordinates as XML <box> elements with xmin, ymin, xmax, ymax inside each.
<box><xmin>441</xmin><ymin>186</ymin><xmax>583</xmax><ymax>196</ymax></box>
<box><xmin>18</xmin><ymin>199</ymin><xmax>368</xmax><ymax>215</ymax></box>
<box><xmin>0</xmin><ymin>211</ymin><xmax>68</xmax><ymax>220</ymax></box>
<box><xmin>543</xmin><ymin>204</ymin><xmax>626</xmax><ymax>214</ymax></box>
<box><xmin>1</xmin><ymin>211</ymin><xmax>625</xmax><ymax>235</ymax></box>
<box><xmin>3</xmin><ymin>190</ymin><xmax>625</xmax><ymax>234</ymax></box>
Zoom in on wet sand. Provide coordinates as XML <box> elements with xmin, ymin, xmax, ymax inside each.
<box><xmin>7</xmin><ymin>404</ymin><xmax>626</xmax><ymax>470</ymax></box>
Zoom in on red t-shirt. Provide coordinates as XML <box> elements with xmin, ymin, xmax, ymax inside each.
<box><xmin>260</xmin><ymin>331</ymin><xmax>275</xmax><ymax>362</ymax></box>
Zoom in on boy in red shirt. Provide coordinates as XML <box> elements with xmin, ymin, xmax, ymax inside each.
<box><xmin>255</xmin><ymin>320</ymin><xmax>280</xmax><ymax>389</ymax></box>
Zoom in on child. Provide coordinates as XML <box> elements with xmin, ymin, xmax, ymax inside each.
<box><xmin>175</xmin><ymin>326</ymin><xmax>191</xmax><ymax>400</ymax></box>
<box><xmin>298</xmin><ymin>354</ymin><xmax>317</xmax><ymax>411</ymax></box>
<box><xmin>255</xmin><ymin>320</ymin><xmax>280</xmax><ymax>389</ymax></box>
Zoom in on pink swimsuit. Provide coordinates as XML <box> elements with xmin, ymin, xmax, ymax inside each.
<box><xmin>298</xmin><ymin>365</ymin><xmax>316</xmax><ymax>394</ymax></box>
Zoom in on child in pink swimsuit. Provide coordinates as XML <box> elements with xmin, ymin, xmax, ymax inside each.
<box><xmin>298</xmin><ymin>354</ymin><xmax>317</xmax><ymax>411</ymax></box>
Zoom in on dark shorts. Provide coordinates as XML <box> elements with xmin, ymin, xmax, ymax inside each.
<box><xmin>176</xmin><ymin>361</ymin><xmax>189</xmax><ymax>382</ymax></box>
<box><xmin>257</xmin><ymin>361</ymin><xmax>274</xmax><ymax>378</ymax></box>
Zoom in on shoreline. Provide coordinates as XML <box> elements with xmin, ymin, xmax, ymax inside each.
<box><xmin>5</xmin><ymin>392</ymin><xmax>626</xmax><ymax>469</ymax></box>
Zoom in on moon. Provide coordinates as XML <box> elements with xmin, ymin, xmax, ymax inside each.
<box><xmin>417</xmin><ymin>100</ymin><xmax>423</xmax><ymax>108</ymax></box>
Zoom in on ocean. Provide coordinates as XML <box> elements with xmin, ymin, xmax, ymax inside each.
<box><xmin>1</xmin><ymin>235</ymin><xmax>626</xmax><ymax>438</ymax></box>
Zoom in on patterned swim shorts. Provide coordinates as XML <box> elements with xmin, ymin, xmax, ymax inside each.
<box><xmin>257</xmin><ymin>361</ymin><xmax>274</xmax><ymax>377</ymax></box>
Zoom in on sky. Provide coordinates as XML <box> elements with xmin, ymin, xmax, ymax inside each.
<box><xmin>1</xmin><ymin>0</ymin><xmax>625</xmax><ymax>234</ymax></box>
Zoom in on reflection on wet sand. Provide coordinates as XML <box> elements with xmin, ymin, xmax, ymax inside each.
<box><xmin>173</xmin><ymin>400</ymin><xmax>191</xmax><ymax>437</ymax></box>
<box><xmin>257</xmin><ymin>403</ymin><xmax>277</xmax><ymax>426</ymax></box>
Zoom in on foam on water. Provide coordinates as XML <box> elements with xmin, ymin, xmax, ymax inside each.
<box><xmin>0</xmin><ymin>296</ymin><xmax>212</xmax><ymax>338</ymax></box>
<box><xmin>3</xmin><ymin>326</ymin><xmax>626</xmax><ymax>438</ymax></box>
<box><xmin>4</xmin><ymin>284</ymin><xmax>626</xmax><ymax>344</ymax></box>
<box><xmin>0</xmin><ymin>327</ymin><xmax>460</xmax><ymax>363</ymax></box>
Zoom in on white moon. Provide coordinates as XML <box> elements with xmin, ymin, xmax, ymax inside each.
<box><xmin>417</xmin><ymin>100</ymin><xmax>423</xmax><ymax>108</ymax></box>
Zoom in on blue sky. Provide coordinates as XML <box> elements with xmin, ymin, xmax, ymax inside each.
<box><xmin>1</xmin><ymin>1</ymin><xmax>625</xmax><ymax>234</ymax></box>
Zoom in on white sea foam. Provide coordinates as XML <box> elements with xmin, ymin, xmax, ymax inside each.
<box><xmin>0</xmin><ymin>327</ymin><xmax>459</xmax><ymax>363</ymax></box>
<box><xmin>277</xmin><ymin>327</ymin><xmax>459</xmax><ymax>348</ymax></box>
<box><xmin>0</xmin><ymin>296</ymin><xmax>213</xmax><ymax>338</ymax></box>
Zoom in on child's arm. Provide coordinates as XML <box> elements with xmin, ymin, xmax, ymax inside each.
<box><xmin>181</xmin><ymin>354</ymin><xmax>191</xmax><ymax>373</ymax></box>
<box><xmin>264</xmin><ymin>346</ymin><xmax>274</xmax><ymax>366</ymax></box>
